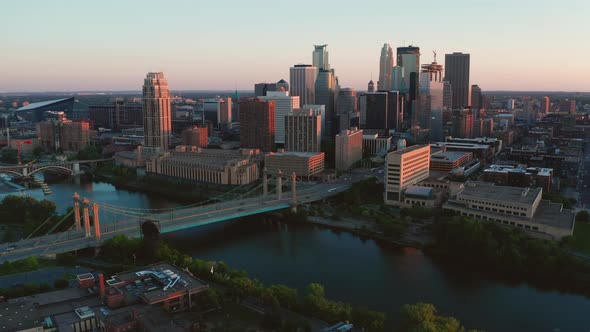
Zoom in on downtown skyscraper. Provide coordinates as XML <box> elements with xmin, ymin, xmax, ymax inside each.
<box><xmin>378</xmin><ymin>43</ymin><xmax>394</xmax><ymax>91</ymax></box>
<box><xmin>445</xmin><ymin>52</ymin><xmax>471</xmax><ymax>109</ymax></box>
<box><xmin>289</xmin><ymin>64</ymin><xmax>317</xmax><ymax>106</ymax></box>
<box><xmin>142</xmin><ymin>72</ymin><xmax>171</xmax><ymax>151</ymax></box>
<box><xmin>313</xmin><ymin>44</ymin><xmax>330</xmax><ymax>70</ymax></box>
<box><xmin>397</xmin><ymin>45</ymin><xmax>420</xmax><ymax>100</ymax></box>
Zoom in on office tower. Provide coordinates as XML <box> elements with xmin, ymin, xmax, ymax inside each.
<box><xmin>142</xmin><ymin>72</ymin><xmax>171</xmax><ymax>151</ymax></box>
<box><xmin>259</xmin><ymin>91</ymin><xmax>300</xmax><ymax>144</ymax></box>
<box><xmin>444</xmin><ymin>52</ymin><xmax>471</xmax><ymax>108</ymax></box>
<box><xmin>560</xmin><ymin>99</ymin><xmax>576</xmax><ymax>114</ymax></box>
<box><xmin>471</xmin><ymin>84</ymin><xmax>482</xmax><ymax>109</ymax></box>
<box><xmin>541</xmin><ymin>96</ymin><xmax>550</xmax><ymax>114</ymax></box>
<box><xmin>417</xmin><ymin>59</ymin><xmax>444</xmax><ymax>131</ymax></box>
<box><xmin>239</xmin><ymin>99</ymin><xmax>275</xmax><ymax>152</ymax></box>
<box><xmin>385</xmin><ymin>145</ymin><xmax>430</xmax><ymax>204</ymax></box>
<box><xmin>276</xmin><ymin>79</ymin><xmax>289</xmax><ymax>92</ymax></box>
<box><xmin>335</xmin><ymin>128</ymin><xmax>363</xmax><ymax>171</ymax></box>
<box><xmin>378</xmin><ymin>43</ymin><xmax>394</xmax><ymax>91</ymax></box>
<box><xmin>181</xmin><ymin>126</ymin><xmax>208</xmax><ymax>147</ymax></box>
<box><xmin>220</xmin><ymin>97</ymin><xmax>232</xmax><ymax>125</ymax></box>
<box><xmin>285</xmin><ymin>109</ymin><xmax>321</xmax><ymax>152</ymax></box>
<box><xmin>506</xmin><ymin>99</ymin><xmax>515</xmax><ymax>110</ymax></box>
<box><xmin>88</xmin><ymin>98</ymin><xmax>143</xmax><ymax>131</ymax></box>
<box><xmin>336</xmin><ymin>88</ymin><xmax>358</xmax><ymax>131</ymax></box>
<box><xmin>290</xmin><ymin>64</ymin><xmax>317</xmax><ymax>105</ymax></box>
<box><xmin>313</xmin><ymin>44</ymin><xmax>330</xmax><ymax>70</ymax></box>
<box><xmin>397</xmin><ymin>46</ymin><xmax>420</xmax><ymax>99</ymax></box>
<box><xmin>391</xmin><ymin>66</ymin><xmax>404</xmax><ymax>92</ymax></box>
<box><xmin>368</xmin><ymin>80</ymin><xmax>375</xmax><ymax>92</ymax></box>
<box><xmin>37</xmin><ymin>114</ymin><xmax>91</xmax><ymax>153</ymax></box>
<box><xmin>451</xmin><ymin>108</ymin><xmax>474</xmax><ymax>138</ymax></box>
<box><xmin>302</xmin><ymin>104</ymin><xmax>326</xmax><ymax>137</ymax></box>
<box><xmin>255</xmin><ymin>83</ymin><xmax>272</xmax><ymax>97</ymax></box>
<box><xmin>443</xmin><ymin>81</ymin><xmax>453</xmax><ymax>110</ymax></box>
<box><xmin>315</xmin><ymin>69</ymin><xmax>337</xmax><ymax>136</ymax></box>
<box><xmin>359</xmin><ymin>91</ymin><xmax>403</xmax><ymax>132</ymax></box>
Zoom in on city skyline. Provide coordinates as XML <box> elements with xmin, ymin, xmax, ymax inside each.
<box><xmin>1</xmin><ymin>0</ymin><xmax>588</xmax><ymax>92</ymax></box>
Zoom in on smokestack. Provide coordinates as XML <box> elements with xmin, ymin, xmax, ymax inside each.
<box><xmin>99</xmin><ymin>273</ymin><xmax>105</xmax><ymax>299</ymax></box>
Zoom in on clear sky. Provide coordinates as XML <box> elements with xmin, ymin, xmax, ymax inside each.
<box><xmin>1</xmin><ymin>0</ymin><xmax>588</xmax><ymax>92</ymax></box>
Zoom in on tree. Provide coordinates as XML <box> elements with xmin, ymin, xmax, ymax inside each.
<box><xmin>576</xmin><ymin>210</ymin><xmax>590</xmax><ymax>223</ymax></box>
<box><xmin>0</xmin><ymin>148</ymin><xmax>17</xmax><ymax>164</ymax></box>
<box><xmin>54</xmin><ymin>278</ymin><xmax>69</xmax><ymax>289</ymax></box>
<box><xmin>399</xmin><ymin>303</ymin><xmax>466</xmax><ymax>332</ymax></box>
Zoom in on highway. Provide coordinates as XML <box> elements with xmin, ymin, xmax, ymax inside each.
<box><xmin>0</xmin><ymin>181</ymin><xmax>351</xmax><ymax>263</ymax></box>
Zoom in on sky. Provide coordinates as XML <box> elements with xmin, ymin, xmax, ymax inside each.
<box><xmin>1</xmin><ymin>0</ymin><xmax>588</xmax><ymax>92</ymax></box>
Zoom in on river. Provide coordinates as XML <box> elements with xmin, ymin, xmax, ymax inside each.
<box><xmin>2</xmin><ymin>176</ymin><xmax>590</xmax><ymax>331</ymax></box>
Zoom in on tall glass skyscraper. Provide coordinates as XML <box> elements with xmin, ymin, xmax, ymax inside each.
<box><xmin>289</xmin><ymin>64</ymin><xmax>317</xmax><ymax>106</ymax></box>
<box><xmin>313</xmin><ymin>44</ymin><xmax>330</xmax><ymax>71</ymax></box>
<box><xmin>378</xmin><ymin>43</ymin><xmax>394</xmax><ymax>91</ymax></box>
<box><xmin>315</xmin><ymin>69</ymin><xmax>336</xmax><ymax>136</ymax></box>
<box><xmin>396</xmin><ymin>46</ymin><xmax>420</xmax><ymax>100</ymax></box>
<box><xmin>142</xmin><ymin>72</ymin><xmax>171</xmax><ymax>151</ymax></box>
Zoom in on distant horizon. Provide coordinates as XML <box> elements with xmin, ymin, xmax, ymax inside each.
<box><xmin>1</xmin><ymin>1</ymin><xmax>588</xmax><ymax>92</ymax></box>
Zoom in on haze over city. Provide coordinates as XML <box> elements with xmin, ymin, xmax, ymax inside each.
<box><xmin>1</xmin><ymin>0</ymin><xmax>588</xmax><ymax>92</ymax></box>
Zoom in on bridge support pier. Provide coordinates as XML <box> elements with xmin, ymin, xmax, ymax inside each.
<box><xmin>73</xmin><ymin>193</ymin><xmax>82</xmax><ymax>231</ymax></box>
<box><xmin>73</xmin><ymin>163</ymin><xmax>80</xmax><ymax>175</ymax></box>
<box><xmin>22</xmin><ymin>168</ymin><xmax>28</xmax><ymax>177</ymax></box>
<box><xmin>83</xmin><ymin>198</ymin><xmax>91</xmax><ymax>237</ymax></box>
<box><xmin>277</xmin><ymin>170</ymin><xmax>282</xmax><ymax>200</ymax></box>
<box><xmin>93</xmin><ymin>203</ymin><xmax>101</xmax><ymax>241</ymax></box>
<box><xmin>291</xmin><ymin>172</ymin><xmax>297</xmax><ymax>213</ymax></box>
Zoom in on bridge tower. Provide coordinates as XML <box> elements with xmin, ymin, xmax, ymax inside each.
<box><xmin>82</xmin><ymin>198</ymin><xmax>92</xmax><ymax>237</ymax></box>
<box><xmin>92</xmin><ymin>203</ymin><xmax>101</xmax><ymax>241</ymax></box>
<box><xmin>291</xmin><ymin>172</ymin><xmax>297</xmax><ymax>213</ymax></box>
<box><xmin>73</xmin><ymin>162</ymin><xmax>80</xmax><ymax>175</ymax></box>
<box><xmin>73</xmin><ymin>192</ymin><xmax>82</xmax><ymax>231</ymax></box>
<box><xmin>277</xmin><ymin>170</ymin><xmax>283</xmax><ymax>200</ymax></box>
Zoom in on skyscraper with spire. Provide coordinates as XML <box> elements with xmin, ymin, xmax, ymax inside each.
<box><xmin>378</xmin><ymin>43</ymin><xmax>394</xmax><ymax>91</ymax></box>
<box><xmin>142</xmin><ymin>72</ymin><xmax>171</xmax><ymax>151</ymax></box>
<box><xmin>313</xmin><ymin>44</ymin><xmax>330</xmax><ymax>71</ymax></box>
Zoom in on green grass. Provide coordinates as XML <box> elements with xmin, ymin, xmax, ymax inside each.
<box><xmin>202</xmin><ymin>302</ymin><xmax>262</xmax><ymax>331</ymax></box>
<box><xmin>569</xmin><ymin>222</ymin><xmax>590</xmax><ymax>255</ymax></box>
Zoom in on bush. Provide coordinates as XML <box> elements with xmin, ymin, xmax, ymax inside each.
<box><xmin>54</xmin><ymin>278</ymin><xmax>69</xmax><ymax>289</ymax></box>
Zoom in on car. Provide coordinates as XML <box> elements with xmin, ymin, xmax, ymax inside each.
<box><xmin>6</xmin><ymin>246</ymin><xmax>16</xmax><ymax>252</ymax></box>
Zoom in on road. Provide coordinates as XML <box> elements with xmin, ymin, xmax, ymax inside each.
<box><xmin>0</xmin><ymin>181</ymin><xmax>352</xmax><ymax>263</ymax></box>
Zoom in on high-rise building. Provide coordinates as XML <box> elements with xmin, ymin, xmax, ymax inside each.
<box><xmin>313</xmin><ymin>44</ymin><xmax>330</xmax><ymax>71</ymax></box>
<box><xmin>391</xmin><ymin>66</ymin><xmax>405</xmax><ymax>92</ymax></box>
<box><xmin>285</xmin><ymin>109</ymin><xmax>321</xmax><ymax>152</ymax></box>
<box><xmin>378</xmin><ymin>43</ymin><xmax>394</xmax><ymax>91</ymax></box>
<box><xmin>336</xmin><ymin>88</ymin><xmax>358</xmax><ymax>132</ymax></box>
<box><xmin>368</xmin><ymin>80</ymin><xmax>375</xmax><ymax>92</ymax></box>
<box><xmin>259</xmin><ymin>91</ymin><xmax>300</xmax><ymax>144</ymax></box>
<box><xmin>444</xmin><ymin>52</ymin><xmax>471</xmax><ymax>108</ymax></box>
<box><xmin>359</xmin><ymin>91</ymin><xmax>403</xmax><ymax>133</ymax></box>
<box><xmin>289</xmin><ymin>65</ymin><xmax>317</xmax><ymax>106</ymax></box>
<box><xmin>276</xmin><ymin>79</ymin><xmax>289</xmax><ymax>92</ymax></box>
<box><xmin>220</xmin><ymin>97</ymin><xmax>232</xmax><ymax>125</ymax></box>
<box><xmin>443</xmin><ymin>81</ymin><xmax>453</xmax><ymax>110</ymax></box>
<box><xmin>473</xmin><ymin>118</ymin><xmax>493</xmax><ymax>137</ymax></box>
<box><xmin>239</xmin><ymin>99</ymin><xmax>275</xmax><ymax>152</ymax></box>
<box><xmin>302</xmin><ymin>104</ymin><xmax>326</xmax><ymax>138</ymax></box>
<box><xmin>315</xmin><ymin>69</ymin><xmax>337</xmax><ymax>136</ymax></box>
<box><xmin>385</xmin><ymin>145</ymin><xmax>430</xmax><ymax>204</ymax></box>
<box><xmin>181</xmin><ymin>126</ymin><xmax>208</xmax><ymax>148</ymax></box>
<box><xmin>471</xmin><ymin>84</ymin><xmax>482</xmax><ymax>109</ymax></box>
<box><xmin>417</xmin><ymin>59</ymin><xmax>444</xmax><ymax>131</ymax></box>
<box><xmin>451</xmin><ymin>108</ymin><xmax>474</xmax><ymax>138</ymax></box>
<box><xmin>255</xmin><ymin>83</ymin><xmax>274</xmax><ymax>97</ymax></box>
<box><xmin>37</xmin><ymin>113</ymin><xmax>91</xmax><ymax>153</ymax></box>
<box><xmin>506</xmin><ymin>99</ymin><xmax>515</xmax><ymax>110</ymax></box>
<box><xmin>335</xmin><ymin>128</ymin><xmax>363</xmax><ymax>171</ymax></box>
<box><xmin>541</xmin><ymin>96</ymin><xmax>550</xmax><ymax>114</ymax></box>
<box><xmin>560</xmin><ymin>99</ymin><xmax>576</xmax><ymax>114</ymax></box>
<box><xmin>397</xmin><ymin>46</ymin><xmax>420</xmax><ymax>100</ymax></box>
<box><xmin>142</xmin><ymin>72</ymin><xmax>171</xmax><ymax>151</ymax></box>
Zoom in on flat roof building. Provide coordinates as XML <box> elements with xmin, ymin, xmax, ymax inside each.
<box><xmin>146</xmin><ymin>147</ymin><xmax>261</xmax><ymax>185</ymax></box>
<box><xmin>385</xmin><ymin>145</ymin><xmax>430</xmax><ymax>205</ymax></box>
<box><xmin>430</xmin><ymin>151</ymin><xmax>473</xmax><ymax>172</ymax></box>
<box><xmin>362</xmin><ymin>134</ymin><xmax>392</xmax><ymax>157</ymax></box>
<box><xmin>265</xmin><ymin>151</ymin><xmax>325</xmax><ymax>179</ymax></box>
<box><xmin>482</xmin><ymin>164</ymin><xmax>553</xmax><ymax>192</ymax></box>
<box><xmin>443</xmin><ymin>181</ymin><xmax>575</xmax><ymax>240</ymax></box>
<box><xmin>335</xmin><ymin>128</ymin><xmax>363</xmax><ymax>171</ymax></box>
<box><xmin>284</xmin><ymin>108</ymin><xmax>321</xmax><ymax>152</ymax></box>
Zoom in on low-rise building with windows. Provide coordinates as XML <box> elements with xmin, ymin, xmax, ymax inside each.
<box><xmin>265</xmin><ymin>151</ymin><xmax>325</xmax><ymax>179</ymax></box>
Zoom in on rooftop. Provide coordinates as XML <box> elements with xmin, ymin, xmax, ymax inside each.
<box><xmin>0</xmin><ymin>299</ymin><xmax>42</xmax><ymax>331</ymax></box>
<box><xmin>17</xmin><ymin>98</ymin><xmax>73</xmax><ymax>111</ymax></box>
<box><xmin>404</xmin><ymin>186</ymin><xmax>434</xmax><ymax>198</ymax></box>
<box><xmin>115</xmin><ymin>262</ymin><xmax>208</xmax><ymax>305</ymax></box>
<box><xmin>266</xmin><ymin>151</ymin><xmax>324</xmax><ymax>158</ymax></box>
<box><xmin>431</xmin><ymin>151</ymin><xmax>471</xmax><ymax>163</ymax></box>
<box><xmin>533</xmin><ymin>200</ymin><xmax>575</xmax><ymax>229</ymax></box>
<box><xmin>458</xmin><ymin>181</ymin><xmax>542</xmax><ymax>206</ymax></box>
<box><xmin>390</xmin><ymin>144</ymin><xmax>429</xmax><ymax>155</ymax></box>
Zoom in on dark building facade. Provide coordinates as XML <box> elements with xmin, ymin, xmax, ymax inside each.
<box><xmin>359</xmin><ymin>91</ymin><xmax>403</xmax><ymax>133</ymax></box>
<box><xmin>239</xmin><ymin>99</ymin><xmax>275</xmax><ymax>152</ymax></box>
<box><xmin>445</xmin><ymin>52</ymin><xmax>470</xmax><ymax>108</ymax></box>
<box><xmin>88</xmin><ymin>99</ymin><xmax>143</xmax><ymax>131</ymax></box>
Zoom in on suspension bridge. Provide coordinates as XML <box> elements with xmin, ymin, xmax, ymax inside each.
<box><xmin>0</xmin><ymin>170</ymin><xmax>350</xmax><ymax>263</ymax></box>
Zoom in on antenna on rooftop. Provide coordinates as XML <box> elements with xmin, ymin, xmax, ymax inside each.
<box><xmin>433</xmin><ymin>50</ymin><xmax>437</xmax><ymax>63</ymax></box>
